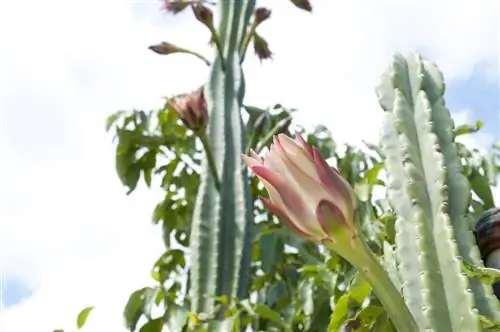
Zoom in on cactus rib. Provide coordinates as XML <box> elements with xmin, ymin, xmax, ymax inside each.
<box><xmin>377</xmin><ymin>53</ymin><xmax>481</xmax><ymax>331</ymax></box>
<box><xmin>189</xmin><ymin>0</ymin><xmax>256</xmax><ymax>321</ymax></box>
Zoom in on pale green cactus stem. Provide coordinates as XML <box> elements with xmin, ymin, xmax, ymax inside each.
<box><xmin>377</xmin><ymin>52</ymin><xmax>499</xmax><ymax>331</ymax></box>
<box><xmin>188</xmin><ymin>0</ymin><xmax>256</xmax><ymax>326</ymax></box>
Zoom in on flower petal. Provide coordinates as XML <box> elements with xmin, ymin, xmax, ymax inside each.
<box><xmin>242</xmin><ymin>154</ymin><xmax>263</xmax><ymax>167</ymax></box>
<box><xmin>293</xmin><ymin>131</ymin><xmax>314</xmax><ymax>157</ymax></box>
<box><xmin>260</xmin><ymin>196</ymin><xmax>317</xmax><ymax>241</ymax></box>
<box><xmin>250</xmin><ymin>165</ymin><xmax>328</xmax><ymax>239</ymax></box>
<box><xmin>274</xmin><ymin>134</ymin><xmax>318</xmax><ymax>180</ymax></box>
<box><xmin>312</xmin><ymin>148</ymin><xmax>356</xmax><ymax>213</ymax></box>
<box><xmin>249</xmin><ymin>165</ymin><xmax>310</xmax><ymax>219</ymax></box>
<box><xmin>249</xmin><ymin>149</ymin><xmax>263</xmax><ymax>162</ymax></box>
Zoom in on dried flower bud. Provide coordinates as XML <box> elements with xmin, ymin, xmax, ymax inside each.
<box><xmin>168</xmin><ymin>87</ymin><xmax>208</xmax><ymax>133</ymax></box>
<box><xmin>290</xmin><ymin>0</ymin><xmax>312</xmax><ymax>12</ymax></box>
<box><xmin>254</xmin><ymin>7</ymin><xmax>271</xmax><ymax>27</ymax></box>
<box><xmin>148</xmin><ymin>42</ymin><xmax>185</xmax><ymax>55</ymax></box>
<box><xmin>162</xmin><ymin>0</ymin><xmax>190</xmax><ymax>14</ymax></box>
<box><xmin>192</xmin><ymin>3</ymin><xmax>214</xmax><ymax>29</ymax></box>
<box><xmin>253</xmin><ymin>32</ymin><xmax>273</xmax><ymax>62</ymax></box>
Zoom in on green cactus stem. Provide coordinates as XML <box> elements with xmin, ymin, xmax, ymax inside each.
<box><xmin>377</xmin><ymin>52</ymin><xmax>486</xmax><ymax>331</ymax></box>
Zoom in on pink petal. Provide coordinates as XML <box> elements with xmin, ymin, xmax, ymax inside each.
<box><xmin>250</xmin><ymin>165</ymin><xmax>309</xmax><ymax>218</ymax></box>
<box><xmin>249</xmin><ymin>149</ymin><xmax>263</xmax><ymax>162</ymax></box>
<box><xmin>315</xmin><ymin>199</ymin><xmax>349</xmax><ymax>237</ymax></box>
<box><xmin>312</xmin><ymin>148</ymin><xmax>356</xmax><ymax>212</ymax></box>
<box><xmin>274</xmin><ymin>134</ymin><xmax>318</xmax><ymax>180</ymax></box>
<box><xmin>242</xmin><ymin>154</ymin><xmax>263</xmax><ymax>168</ymax></box>
<box><xmin>260</xmin><ymin>196</ymin><xmax>316</xmax><ymax>241</ymax></box>
<box><xmin>292</xmin><ymin>131</ymin><xmax>314</xmax><ymax>157</ymax></box>
<box><xmin>254</xmin><ymin>160</ymin><xmax>332</xmax><ymax>240</ymax></box>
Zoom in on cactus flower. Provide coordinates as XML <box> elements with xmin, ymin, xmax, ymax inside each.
<box><xmin>252</xmin><ymin>32</ymin><xmax>273</xmax><ymax>62</ymax></box>
<box><xmin>242</xmin><ymin>132</ymin><xmax>357</xmax><ymax>243</ymax></box>
<box><xmin>168</xmin><ymin>87</ymin><xmax>208</xmax><ymax>134</ymax></box>
<box><xmin>243</xmin><ymin>133</ymin><xmax>420</xmax><ymax>332</ymax></box>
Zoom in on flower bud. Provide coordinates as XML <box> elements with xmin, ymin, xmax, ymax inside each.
<box><xmin>254</xmin><ymin>7</ymin><xmax>271</xmax><ymax>27</ymax></box>
<box><xmin>253</xmin><ymin>32</ymin><xmax>273</xmax><ymax>62</ymax></box>
<box><xmin>191</xmin><ymin>3</ymin><xmax>214</xmax><ymax>30</ymax></box>
<box><xmin>242</xmin><ymin>132</ymin><xmax>357</xmax><ymax>243</ymax></box>
<box><xmin>168</xmin><ymin>87</ymin><xmax>208</xmax><ymax>133</ymax></box>
<box><xmin>290</xmin><ymin>0</ymin><xmax>312</xmax><ymax>12</ymax></box>
<box><xmin>162</xmin><ymin>0</ymin><xmax>190</xmax><ymax>14</ymax></box>
<box><xmin>148</xmin><ymin>42</ymin><xmax>185</xmax><ymax>55</ymax></box>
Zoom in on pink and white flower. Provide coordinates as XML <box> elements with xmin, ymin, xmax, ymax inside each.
<box><xmin>243</xmin><ymin>132</ymin><xmax>357</xmax><ymax>243</ymax></box>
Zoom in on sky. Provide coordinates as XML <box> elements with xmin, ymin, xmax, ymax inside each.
<box><xmin>0</xmin><ymin>0</ymin><xmax>498</xmax><ymax>331</ymax></box>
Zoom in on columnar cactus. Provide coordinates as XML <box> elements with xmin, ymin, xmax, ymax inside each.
<box><xmin>377</xmin><ymin>53</ymin><xmax>500</xmax><ymax>331</ymax></box>
<box><xmin>188</xmin><ymin>0</ymin><xmax>256</xmax><ymax>327</ymax></box>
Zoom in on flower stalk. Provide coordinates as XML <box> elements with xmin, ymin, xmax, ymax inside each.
<box><xmin>324</xmin><ymin>235</ymin><xmax>419</xmax><ymax>332</ymax></box>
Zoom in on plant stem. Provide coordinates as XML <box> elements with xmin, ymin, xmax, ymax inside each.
<box><xmin>326</xmin><ymin>238</ymin><xmax>419</xmax><ymax>332</ymax></box>
<box><xmin>240</xmin><ymin>25</ymin><xmax>256</xmax><ymax>63</ymax></box>
<box><xmin>199</xmin><ymin>133</ymin><xmax>221</xmax><ymax>192</ymax></box>
<box><xmin>209</xmin><ymin>26</ymin><xmax>225</xmax><ymax>70</ymax></box>
<box><xmin>184</xmin><ymin>50</ymin><xmax>211</xmax><ymax>66</ymax></box>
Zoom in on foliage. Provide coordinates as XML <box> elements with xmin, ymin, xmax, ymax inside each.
<box><xmin>60</xmin><ymin>1</ymin><xmax>500</xmax><ymax>331</ymax></box>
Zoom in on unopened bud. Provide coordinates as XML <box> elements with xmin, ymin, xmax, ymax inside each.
<box><xmin>168</xmin><ymin>87</ymin><xmax>208</xmax><ymax>133</ymax></box>
<box><xmin>162</xmin><ymin>0</ymin><xmax>190</xmax><ymax>14</ymax></box>
<box><xmin>192</xmin><ymin>3</ymin><xmax>214</xmax><ymax>29</ymax></box>
<box><xmin>149</xmin><ymin>42</ymin><xmax>185</xmax><ymax>55</ymax></box>
<box><xmin>253</xmin><ymin>32</ymin><xmax>273</xmax><ymax>62</ymax></box>
<box><xmin>254</xmin><ymin>7</ymin><xmax>271</xmax><ymax>27</ymax></box>
<box><xmin>290</xmin><ymin>0</ymin><xmax>312</xmax><ymax>12</ymax></box>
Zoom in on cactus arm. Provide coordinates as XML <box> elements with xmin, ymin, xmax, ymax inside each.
<box><xmin>189</xmin><ymin>0</ymin><xmax>256</xmax><ymax>318</ymax></box>
<box><xmin>377</xmin><ymin>53</ymin><xmax>481</xmax><ymax>331</ymax></box>
<box><xmin>382</xmin><ymin>241</ymin><xmax>402</xmax><ymax>293</ymax></box>
<box><xmin>380</xmin><ymin>112</ymin><xmax>426</xmax><ymax>329</ymax></box>
<box><xmin>420</xmin><ymin>62</ymin><xmax>500</xmax><ymax>319</ymax></box>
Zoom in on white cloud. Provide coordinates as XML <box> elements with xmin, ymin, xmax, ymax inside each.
<box><xmin>0</xmin><ymin>0</ymin><xmax>498</xmax><ymax>331</ymax></box>
<box><xmin>452</xmin><ymin>108</ymin><xmax>495</xmax><ymax>152</ymax></box>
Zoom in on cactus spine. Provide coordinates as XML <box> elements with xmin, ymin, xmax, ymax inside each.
<box><xmin>188</xmin><ymin>0</ymin><xmax>256</xmax><ymax>323</ymax></box>
<box><xmin>377</xmin><ymin>53</ymin><xmax>499</xmax><ymax>331</ymax></box>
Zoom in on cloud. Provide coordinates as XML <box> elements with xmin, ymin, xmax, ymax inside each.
<box><xmin>452</xmin><ymin>108</ymin><xmax>496</xmax><ymax>152</ymax></box>
<box><xmin>0</xmin><ymin>0</ymin><xmax>498</xmax><ymax>331</ymax></box>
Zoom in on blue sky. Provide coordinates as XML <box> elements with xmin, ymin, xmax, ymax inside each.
<box><xmin>1</xmin><ymin>1</ymin><xmax>498</xmax><ymax>331</ymax></box>
<box><xmin>447</xmin><ymin>72</ymin><xmax>499</xmax><ymax>142</ymax></box>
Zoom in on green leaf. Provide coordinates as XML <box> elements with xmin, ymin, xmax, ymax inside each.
<box><xmin>356</xmin><ymin>306</ymin><xmax>385</xmax><ymax>327</ymax></box>
<box><xmin>479</xmin><ymin>315</ymin><xmax>500</xmax><ymax>331</ymax></box>
<box><xmin>461</xmin><ymin>259</ymin><xmax>500</xmax><ymax>285</ymax></box>
<box><xmin>165</xmin><ymin>303</ymin><xmax>189</xmax><ymax>331</ymax></box>
<box><xmin>76</xmin><ymin>306</ymin><xmax>94</xmax><ymax>329</ymax></box>
<box><xmin>254</xmin><ymin>304</ymin><xmax>290</xmax><ymax>330</ymax></box>
<box><xmin>328</xmin><ymin>280</ymin><xmax>371</xmax><ymax>331</ymax></box>
<box><xmin>454</xmin><ymin>119</ymin><xmax>484</xmax><ymax>136</ymax></box>
<box><xmin>123</xmin><ymin>287</ymin><xmax>158</xmax><ymax>331</ymax></box>
<box><xmin>469</xmin><ymin>168</ymin><xmax>495</xmax><ymax>209</ymax></box>
<box><xmin>139</xmin><ymin>318</ymin><xmax>164</xmax><ymax>332</ymax></box>
<box><xmin>105</xmin><ymin>110</ymin><xmax>125</xmax><ymax>131</ymax></box>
